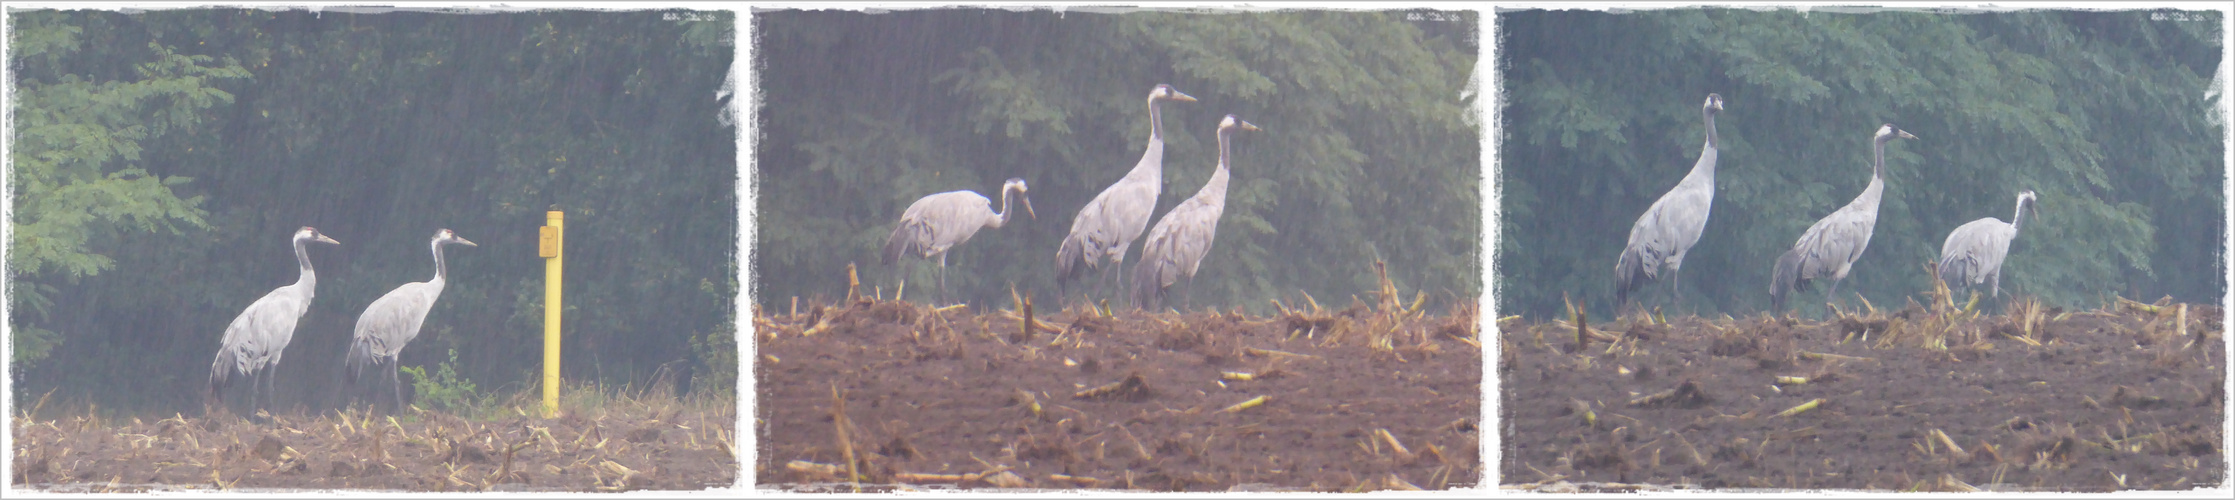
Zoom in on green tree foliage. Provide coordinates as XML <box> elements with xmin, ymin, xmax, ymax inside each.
<box><xmin>9</xmin><ymin>11</ymin><xmax>244</xmax><ymax>365</ymax></box>
<box><xmin>1499</xmin><ymin>9</ymin><xmax>2223</xmax><ymax>319</ymax></box>
<box><xmin>755</xmin><ymin>10</ymin><xmax>1479</xmax><ymax>312</ymax></box>
<box><xmin>8</xmin><ymin>9</ymin><xmax>736</xmax><ymax>415</ymax></box>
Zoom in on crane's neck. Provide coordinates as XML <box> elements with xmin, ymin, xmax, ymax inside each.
<box><xmin>1217</xmin><ymin>125</ymin><xmax>1234</xmax><ymax>170</ymax></box>
<box><xmin>1702</xmin><ymin>107</ymin><xmax>1719</xmax><ymax>151</ymax></box>
<box><xmin>1200</xmin><ymin>128</ymin><xmax>1236</xmax><ymax>206</ymax></box>
<box><xmin>1685</xmin><ymin>122</ymin><xmax>1719</xmax><ymax>184</ymax></box>
<box><xmin>429</xmin><ymin>238</ymin><xmax>449</xmax><ymax>286</ymax></box>
<box><xmin>292</xmin><ymin>236</ymin><xmax>317</xmax><ymax>292</ymax></box>
<box><xmin>2010</xmin><ymin>197</ymin><xmax>2031</xmax><ymax>232</ymax></box>
<box><xmin>1147</xmin><ymin>98</ymin><xmax>1167</xmax><ymax>144</ymax></box>
<box><xmin>990</xmin><ymin>187</ymin><xmax>1018</xmax><ymax>228</ymax></box>
<box><xmin>1872</xmin><ymin>136</ymin><xmax>1890</xmax><ymax>181</ymax></box>
<box><xmin>1200</xmin><ymin>161</ymin><xmax>1232</xmax><ymax>208</ymax></box>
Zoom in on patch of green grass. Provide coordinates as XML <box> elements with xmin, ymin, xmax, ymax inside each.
<box><xmin>402</xmin><ymin>348</ymin><xmax>496</xmax><ymax>417</ymax></box>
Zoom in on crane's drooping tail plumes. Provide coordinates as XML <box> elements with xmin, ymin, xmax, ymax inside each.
<box><xmin>1612</xmin><ymin>245</ymin><xmax>1657</xmax><ymax>310</ymax></box>
<box><xmin>1769</xmin><ymin>247</ymin><xmax>1806</xmax><ymax>311</ymax></box>
<box><xmin>208</xmin><ymin>350</ymin><xmax>242</xmax><ymax>401</ymax></box>
<box><xmin>884</xmin><ymin>220</ymin><xmax>931</xmax><ymax>265</ymax></box>
<box><xmin>1131</xmin><ymin>258</ymin><xmax>1165</xmax><ymax>311</ymax></box>
<box><xmin>1055</xmin><ymin>237</ymin><xmax>1090</xmax><ymax>289</ymax></box>
<box><xmin>344</xmin><ymin>337</ymin><xmax>378</xmax><ymax>386</ymax></box>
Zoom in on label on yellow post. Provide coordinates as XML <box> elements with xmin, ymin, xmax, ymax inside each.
<box><xmin>539</xmin><ymin>226</ymin><xmax>560</xmax><ymax>257</ymax></box>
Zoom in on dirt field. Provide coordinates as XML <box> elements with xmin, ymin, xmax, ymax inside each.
<box><xmin>1500</xmin><ymin>295</ymin><xmax>2227</xmax><ymax>492</ymax></box>
<box><xmin>10</xmin><ymin>391</ymin><xmax>738</xmax><ymax>492</ymax></box>
<box><xmin>753</xmin><ymin>281</ymin><xmax>1483</xmax><ymax>492</ymax></box>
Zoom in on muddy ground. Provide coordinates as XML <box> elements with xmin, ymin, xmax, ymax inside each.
<box><xmin>1500</xmin><ymin>295</ymin><xmax>2227</xmax><ymax>492</ymax></box>
<box><xmin>10</xmin><ymin>392</ymin><xmax>738</xmax><ymax>492</ymax></box>
<box><xmin>754</xmin><ymin>288</ymin><xmax>1483</xmax><ymax>492</ymax></box>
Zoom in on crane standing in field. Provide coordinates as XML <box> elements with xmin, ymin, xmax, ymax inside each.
<box><xmin>1132</xmin><ymin>115</ymin><xmax>1259</xmax><ymax>311</ymax></box>
<box><xmin>1057</xmin><ymin>84</ymin><xmax>1196</xmax><ymax>304</ymax></box>
<box><xmin>1770</xmin><ymin>123</ymin><xmax>1919</xmax><ymax>312</ymax></box>
<box><xmin>346</xmin><ymin>228</ymin><xmax>475</xmax><ymax>411</ymax></box>
<box><xmin>883</xmin><ymin>178</ymin><xmax>1036</xmax><ymax>305</ymax></box>
<box><xmin>1938</xmin><ymin>190</ymin><xmax>2038</xmax><ymax>302</ymax></box>
<box><xmin>1613</xmin><ymin>93</ymin><xmax>1724</xmax><ymax>315</ymax></box>
<box><xmin>209</xmin><ymin>226</ymin><xmax>341</xmax><ymax>415</ymax></box>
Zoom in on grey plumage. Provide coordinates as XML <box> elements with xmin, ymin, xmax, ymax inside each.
<box><xmin>1938</xmin><ymin>190</ymin><xmax>2037</xmax><ymax>299</ymax></box>
<box><xmin>883</xmin><ymin>178</ymin><xmax>1035</xmax><ymax>305</ymax></box>
<box><xmin>209</xmin><ymin>226</ymin><xmax>340</xmax><ymax>414</ymax></box>
<box><xmin>1056</xmin><ymin>84</ymin><xmax>1196</xmax><ymax>302</ymax></box>
<box><xmin>1770</xmin><ymin>124</ymin><xmax>1918</xmax><ymax>311</ymax></box>
<box><xmin>1614</xmin><ymin>93</ymin><xmax>1724</xmax><ymax>312</ymax></box>
<box><xmin>346</xmin><ymin>228</ymin><xmax>475</xmax><ymax>410</ymax></box>
<box><xmin>1133</xmin><ymin>115</ymin><xmax>1258</xmax><ymax>311</ymax></box>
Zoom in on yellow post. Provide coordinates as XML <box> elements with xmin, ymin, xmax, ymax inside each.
<box><xmin>540</xmin><ymin>211</ymin><xmax>564</xmax><ymax>416</ymax></box>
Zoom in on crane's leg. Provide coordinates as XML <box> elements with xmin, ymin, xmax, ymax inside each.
<box><xmin>261</xmin><ymin>366</ymin><xmax>277</xmax><ymax>416</ymax></box>
<box><xmin>1095</xmin><ymin>262</ymin><xmax>1114</xmax><ymax>301</ymax></box>
<box><xmin>251</xmin><ymin>368</ymin><xmax>265</xmax><ymax>415</ymax></box>
<box><xmin>1113</xmin><ymin>259</ymin><xmax>1129</xmax><ymax>309</ymax></box>
<box><xmin>1089</xmin><ymin>262</ymin><xmax>1104</xmax><ymax>299</ymax></box>
<box><xmin>1670</xmin><ymin>269</ymin><xmax>1684</xmax><ymax>315</ymax></box>
<box><xmin>390</xmin><ymin>358</ymin><xmax>407</xmax><ymax>412</ymax></box>
<box><xmin>937</xmin><ymin>253</ymin><xmax>950</xmax><ymax>307</ymax></box>
<box><xmin>241</xmin><ymin>369</ymin><xmax>257</xmax><ymax>418</ymax></box>
<box><xmin>1181</xmin><ymin>274</ymin><xmax>1196</xmax><ymax>313</ymax></box>
<box><xmin>1989</xmin><ymin>271</ymin><xmax>2003</xmax><ymax>313</ymax></box>
<box><xmin>255</xmin><ymin>369</ymin><xmax>266</xmax><ymax>416</ymax></box>
<box><xmin>1824</xmin><ymin>278</ymin><xmax>1843</xmax><ymax>313</ymax></box>
<box><xmin>258</xmin><ymin>369</ymin><xmax>274</xmax><ymax>419</ymax></box>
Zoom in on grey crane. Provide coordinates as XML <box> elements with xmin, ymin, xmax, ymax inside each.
<box><xmin>1770</xmin><ymin>124</ymin><xmax>1919</xmax><ymax>312</ymax></box>
<box><xmin>1132</xmin><ymin>115</ymin><xmax>1259</xmax><ymax>311</ymax></box>
<box><xmin>345</xmin><ymin>228</ymin><xmax>475</xmax><ymax>410</ymax></box>
<box><xmin>208</xmin><ymin>226</ymin><xmax>340</xmax><ymax>415</ymax></box>
<box><xmin>1938</xmin><ymin>190</ymin><xmax>2038</xmax><ymax>300</ymax></box>
<box><xmin>1614</xmin><ymin>93</ymin><xmax>1724</xmax><ymax>314</ymax></box>
<box><xmin>1056</xmin><ymin>84</ymin><xmax>1196</xmax><ymax>303</ymax></box>
<box><xmin>883</xmin><ymin>178</ymin><xmax>1036</xmax><ymax>305</ymax></box>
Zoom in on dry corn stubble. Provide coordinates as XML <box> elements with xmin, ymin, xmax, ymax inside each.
<box><xmin>1503</xmin><ymin>292</ymin><xmax>2223</xmax><ymax>491</ymax></box>
<box><xmin>760</xmin><ymin>267</ymin><xmax>1481</xmax><ymax>492</ymax></box>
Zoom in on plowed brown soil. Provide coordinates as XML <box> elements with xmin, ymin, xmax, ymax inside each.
<box><xmin>10</xmin><ymin>393</ymin><xmax>738</xmax><ymax>492</ymax></box>
<box><xmin>1500</xmin><ymin>296</ymin><xmax>2227</xmax><ymax>492</ymax></box>
<box><xmin>754</xmin><ymin>290</ymin><xmax>1483</xmax><ymax>492</ymax></box>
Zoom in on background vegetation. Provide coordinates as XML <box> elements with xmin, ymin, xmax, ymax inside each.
<box><xmin>8</xmin><ymin>9</ymin><xmax>737</xmax><ymax>416</ymax></box>
<box><xmin>1498</xmin><ymin>9</ymin><xmax>2225</xmax><ymax>319</ymax></box>
<box><xmin>753</xmin><ymin>9</ymin><xmax>1481</xmax><ymax>313</ymax></box>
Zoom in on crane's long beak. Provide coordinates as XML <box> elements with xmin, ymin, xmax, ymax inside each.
<box><xmin>456</xmin><ymin>237</ymin><xmax>478</xmax><ymax>247</ymax></box>
<box><xmin>1170</xmin><ymin>90</ymin><xmax>1197</xmax><ymax>102</ymax></box>
<box><xmin>1240</xmin><ymin>120</ymin><xmax>1261</xmax><ymax>132</ymax></box>
<box><xmin>316</xmin><ymin>235</ymin><xmax>340</xmax><ymax>245</ymax></box>
<box><xmin>1899</xmin><ymin>130</ymin><xmax>1918</xmax><ymax>140</ymax></box>
<box><xmin>1022</xmin><ymin>196</ymin><xmax>1038</xmax><ymax>220</ymax></box>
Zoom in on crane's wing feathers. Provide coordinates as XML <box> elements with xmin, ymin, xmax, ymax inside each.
<box><xmin>215</xmin><ymin>287</ymin><xmax>309</xmax><ymax>373</ymax></box>
<box><xmin>1065</xmin><ymin>181</ymin><xmax>1158</xmax><ymax>262</ymax></box>
<box><xmin>1139</xmin><ymin>198</ymin><xmax>1222</xmax><ymax>288</ymax></box>
<box><xmin>1790</xmin><ymin>204</ymin><xmax>1877</xmax><ymax>281</ymax></box>
<box><xmin>1938</xmin><ymin>218</ymin><xmax>2013</xmax><ymax>287</ymax></box>
<box><xmin>351</xmin><ymin>281</ymin><xmax>444</xmax><ymax>360</ymax></box>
